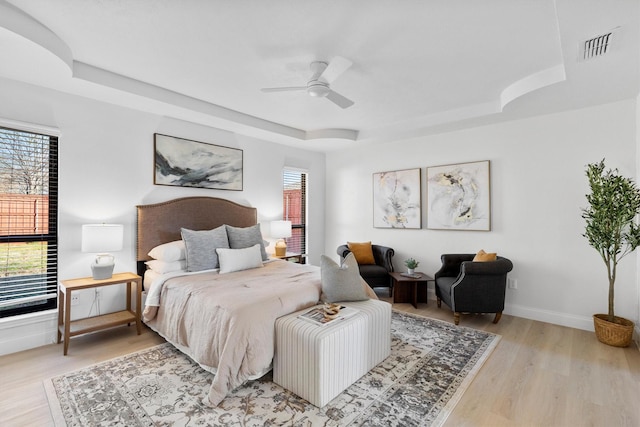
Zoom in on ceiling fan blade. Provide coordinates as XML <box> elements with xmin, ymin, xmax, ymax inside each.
<box><xmin>309</xmin><ymin>61</ymin><xmax>327</xmax><ymax>81</ymax></box>
<box><xmin>261</xmin><ymin>87</ymin><xmax>306</xmax><ymax>92</ymax></box>
<box><xmin>326</xmin><ymin>90</ymin><xmax>354</xmax><ymax>109</ymax></box>
<box><xmin>319</xmin><ymin>56</ymin><xmax>353</xmax><ymax>83</ymax></box>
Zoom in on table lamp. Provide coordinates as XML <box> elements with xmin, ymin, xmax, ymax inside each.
<box><xmin>271</xmin><ymin>220</ymin><xmax>292</xmax><ymax>257</ymax></box>
<box><xmin>81</xmin><ymin>224</ymin><xmax>124</xmax><ymax>280</ymax></box>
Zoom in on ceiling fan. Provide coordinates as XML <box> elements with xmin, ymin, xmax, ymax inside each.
<box><xmin>261</xmin><ymin>56</ymin><xmax>355</xmax><ymax>109</ymax></box>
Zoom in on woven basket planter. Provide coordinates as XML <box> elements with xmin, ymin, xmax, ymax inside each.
<box><xmin>593</xmin><ymin>314</ymin><xmax>635</xmax><ymax>347</ymax></box>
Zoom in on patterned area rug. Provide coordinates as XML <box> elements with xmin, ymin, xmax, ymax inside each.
<box><xmin>45</xmin><ymin>311</ymin><xmax>500</xmax><ymax>427</ymax></box>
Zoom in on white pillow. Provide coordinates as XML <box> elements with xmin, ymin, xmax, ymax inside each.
<box><xmin>145</xmin><ymin>259</ymin><xmax>186</xmax><ymax>274</ymax></box>
<box><xmin>148</xmin><ymin>240</ymin><xmax>186</xmax><ymax>262</ymax></box>
<box><xmin>216</xmin><ymin>244</ymin><xmax>264</xmax><ymax>274</ymax></box>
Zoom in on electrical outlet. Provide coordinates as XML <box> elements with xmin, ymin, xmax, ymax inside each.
<box><xmin>507</xmin><ymin>278</ymin><xmax>518</xmax><ymax>289</ymax></box>
<box><xmin>71</xmin><ymin>294</ymin><xmax>80</xmax><ymax>306</ymax></box>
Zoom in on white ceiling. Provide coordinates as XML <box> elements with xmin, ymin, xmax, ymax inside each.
<box><xmin>0</xmin><ymin>0</ymin><xmax>638</xmax><ymax>151</ymax></box>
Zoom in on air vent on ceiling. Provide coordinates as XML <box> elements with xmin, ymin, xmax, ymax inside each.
<box><xmin>580</xmin><ymin>27</ymin><xmax>619</xmax><ymax>61</ymax></box>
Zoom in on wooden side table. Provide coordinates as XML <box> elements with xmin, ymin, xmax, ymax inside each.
<box><xmin>273</xmin><ymin>252</ymin><xmax>307</xmax><ymax>264</ymax></box>
<box><xmin>57</xmin><ymin>272</ymin><xmax>142</xmax><ymax>355</ymax></box>
<box><xmin>389</xmin><ymin>272</ymin><xmax>433</xmax><ymax>309</ymax></box>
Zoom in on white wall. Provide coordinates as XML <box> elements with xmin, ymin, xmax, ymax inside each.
<box><xmin>0</xmin><ymin>78</ymin><xmax>325</xmax><ymax>354</ymax></box>
<box><xmin>1</xmin><ymin>75</ymin><xmax>638</xmax><ymax>353</ymax></box>
<box><xmin>325</xmin><ymin>100</ymin><xmax>640</xmax><ymax>331</ymax></box>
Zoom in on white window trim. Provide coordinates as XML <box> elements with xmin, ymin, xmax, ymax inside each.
<box><xmin>0</xmin><ymin>118</ymin><xmax>60</xmax><ymax>137</ymax></box>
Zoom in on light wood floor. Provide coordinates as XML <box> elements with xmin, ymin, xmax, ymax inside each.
<box><xmin>1</xmin><ymin>298</ymin><xmax>638</xmax><ymax>427</ymax></box>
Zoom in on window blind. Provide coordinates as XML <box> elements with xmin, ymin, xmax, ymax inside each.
<box><xmin>0</xmin><ymin>126</ymin><xmax>58</xmax><ymax>317</ymax></box>
<box><xmin>283</xmin><ymin>169</ymin><xmax>307</xmax><ymax>256</ymax></box>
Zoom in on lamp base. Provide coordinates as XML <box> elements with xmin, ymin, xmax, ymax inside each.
<box><xmin>275</xmin><ymin>240</ymin><xmax>287</xmax><ymax>257</ymax></box>
<box><xmin>91</xmin><ymin>263</ymin><xmax>114</xmax><ymax>280</ymax></box>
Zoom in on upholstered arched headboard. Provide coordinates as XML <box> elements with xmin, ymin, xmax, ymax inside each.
<box><xmin>136</xmin><ymin>197</ymin><xmax>257</xmax><ymax>275</ymax></box>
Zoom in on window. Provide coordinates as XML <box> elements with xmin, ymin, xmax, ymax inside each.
<box><xmin>0</xmin><ymin>126</ymin><xmax>58</xmax><ymax>318</ymax></box>
<box><xmin>283</xmin><ymin>169</ymin><xmax>307</xmax><ymax>257</ymax></box>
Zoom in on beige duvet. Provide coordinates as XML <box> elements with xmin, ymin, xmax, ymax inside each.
<box><xmin>144</xmin><ymin>260</ymin><xmax>321</xmax><ymax>406</ymax></box>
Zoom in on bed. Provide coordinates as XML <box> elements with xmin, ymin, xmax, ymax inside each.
<box><xmin>136</xmin><ymin>196</ymin><xmax>322</xmax><ymax>406</ymax></box>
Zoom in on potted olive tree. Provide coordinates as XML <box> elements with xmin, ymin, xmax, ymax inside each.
<box><xmin>582</xmin><ymin>159</ymin><xmax>639</xmax><ymax>347</ymax></box>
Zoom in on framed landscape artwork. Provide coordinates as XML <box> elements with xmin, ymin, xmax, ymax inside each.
<box><xmin>426</xmin><ymin>160</ymin><xmax>491</xmax><ymax>231</ymax></box>
<box><xmin>154</xmin><ymin>134</ymin><xmax>243</xmax><ymax>190</ymax></box>
<box><xmin>373</xmin><ymin>168</ymin><xmax>421</xmax><ymax>229</ymax></box>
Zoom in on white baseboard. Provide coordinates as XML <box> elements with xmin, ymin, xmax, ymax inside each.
<box><xmin>1</xmin><ymin>295</ymin><xmax>637</xmax><ymax>355</ymax></box>
<box><xmin>0</xmin><ymin>310</ymin><xmax>58</xmax><ymax>356</ymax></box>
<box><xmin>426</xmin><ymin>290</ymin><xmax>596</xmax><ymax>332</ymax></box>
<box><xmin>504</xmin><ymin>303</ymin><xmax>594</xmax><ymax>331</ymax></box>
<box><xmin>504</xmin><ymin>305</ymin><xmax>639</xmax><ymax>351</ymax></box>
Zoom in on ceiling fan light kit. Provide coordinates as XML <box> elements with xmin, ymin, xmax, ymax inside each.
<box><xmin>261</xmin><ymin>56</ymin><xmax>355</xmax><ymax>108</ymax></box>
<box><xmin>307</xmin><ymin>82</ymin><xmax>330</xmax><ymax>97</ymax></box>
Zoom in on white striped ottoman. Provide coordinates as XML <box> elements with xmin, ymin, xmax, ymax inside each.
<box><xmin>273</xmin><ymin>299</ymin><xmax>391</xmax><ymax>407</ymax></box>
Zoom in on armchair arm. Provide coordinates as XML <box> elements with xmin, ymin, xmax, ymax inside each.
<box><xmin>336</xmin><ymin>245</ymin><xmax>350</xmax><ymax>260</ymax></box>
<box><xmin>450</xmin><ymin>256</ymin><xmax>513</xmax><ymax>313</ymax></box>
<box><xmin>371</xmin><ymin>245</ymin><xmax>395</xmax><ymax>272</ymax></box>
<box><xmin>435</xmin><ymin>254</ymin><xmax>475</xmax><ymax>279</ymax></box>
<box><xmin>460</xmin><ymin>257</ymin><xmax>513</xmax><ymax>275</ymax></box>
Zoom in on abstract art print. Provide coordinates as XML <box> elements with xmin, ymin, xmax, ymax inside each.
<box><xmin>154</xmin><ymin>134</ymin><xmax>243</xmax><ymax>190</ymax></box>
<box><xmin>427</xmin><ymin>160</ymin><xmax>490</xmax><ymax>231</ymax></box>
<box><xmin>373</xmin><ymin>168</ymin><xmax>421</xmax><ymax>229</ymax></box>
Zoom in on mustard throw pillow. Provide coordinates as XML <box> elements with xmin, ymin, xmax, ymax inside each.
<box><xmin>473</xmin><ymin>249</ymin><xmax>497</xmax><ymax>262</ymax></box>
<box><xmin>347</xmin><ymin>241</ymin><xmax>376</xmax><ymax>265</ymax></box>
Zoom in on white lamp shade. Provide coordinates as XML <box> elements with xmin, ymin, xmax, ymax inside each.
<box><xmin>81</xmin><ymin>224</ymin><xmax>124</xmax><ymax>253</ymax></box>
<box><xmin>271</xmin><ymin>220</ymin><xmax>292</xmax><ymax>238</ymax></box>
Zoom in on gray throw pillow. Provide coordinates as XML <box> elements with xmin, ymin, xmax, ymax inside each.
<box><xmin>225</xmin><ymin>224</ymin><xmax>268</xmax><ymax>261</ymax></box>
<box><xmin>181</xmin><ymin>226</ymin><xmax>229</xmax><ymax>272</ymax></box>
<box><xmin>321</xmin><ymin>252</ymin><xmax>369</xmax><ymax>303</ymax></box>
